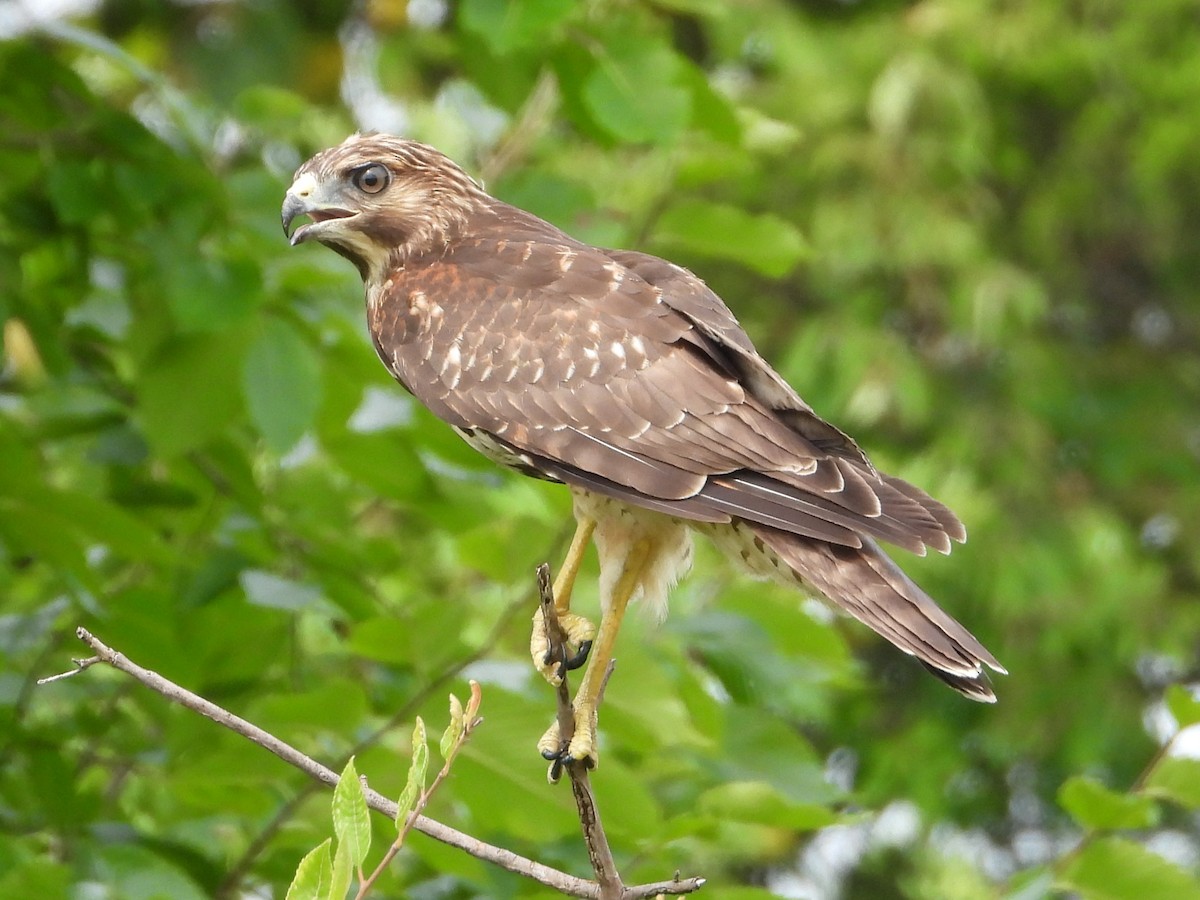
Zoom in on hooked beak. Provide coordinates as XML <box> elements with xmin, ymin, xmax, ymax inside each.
<box><xmin>282</xmin><ymin>173</ymin><xmax>357</xmax><ymax>246</ymax></box>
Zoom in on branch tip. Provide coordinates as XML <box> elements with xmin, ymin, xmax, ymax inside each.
<box><xmin>36</xmin><ymin>655</ymin><xmax>101</xmax><ymax>685</ymax></box>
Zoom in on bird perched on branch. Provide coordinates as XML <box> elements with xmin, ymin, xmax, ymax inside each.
<box><xmin>283</xmin><ymin>133</ymin><xmax>1004</xmax><ymax>770</ymax></box>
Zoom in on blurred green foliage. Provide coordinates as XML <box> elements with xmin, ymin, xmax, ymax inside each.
<box><xmin>1</xmin><ymin>1</ymin><xmax>1198</xmax><ymax>897</ymax></box>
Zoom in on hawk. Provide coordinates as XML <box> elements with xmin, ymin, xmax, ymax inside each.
<box><xmin>282</xmin><ymin>134</ymin><xmax>1004</xmax><ymax>768</ymax></box>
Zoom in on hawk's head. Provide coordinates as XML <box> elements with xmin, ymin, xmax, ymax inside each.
<box><xmin>282</xmin><ymin>133</ymin><xmax>488</xmax><ymax>280</ymax></box>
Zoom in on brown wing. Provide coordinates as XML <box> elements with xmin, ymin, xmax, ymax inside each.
<box><xmin>604</xmin><ymin>247</ymin><xmax>966</xmax><ymax>549</ymax></box>
<box><xmin>368</xmin><ymin>204</ymin><xmax>961</xmax><ymax>556</ymax></box>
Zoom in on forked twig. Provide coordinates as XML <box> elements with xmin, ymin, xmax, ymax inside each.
<box><xmin>535</xmin><ymin>564</ymin><xmax>706</xmax><ymax>899</ymax></box>
<box><xmin>43</xmin><ymin>619</ymin><xmax>704</xmax><ymax>897</ymax></box>
<box><xmin>42</xmin><ymin>628</ymin><xmax>596</xmax><ymax>896</ymax></box>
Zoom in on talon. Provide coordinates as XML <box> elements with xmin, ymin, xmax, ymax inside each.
<box><xmin>537</xmin><ymin>720</ymin><xmax>566</xmax><ymax>760</ymax></box>
<box><xmin>562</xmin><ymin>729</ymin><xmax>598</xmax><ymax>769</ymax></box>
<box><xmin>530</xmin><ymin>610</ymin><xmax>597</xmax><ymax>686</ymax></box>
<box><xmin>536</xmin><ymin>705</ymin><xmax>600</xmax><ymax>771</ymax></box>
<box><xmin>564</xmin><ymin>639</ymin><xmax>592</xmax><ymax>672</ymax></box>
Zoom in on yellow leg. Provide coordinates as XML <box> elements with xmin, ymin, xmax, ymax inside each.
<box><xmin>531</xmin><ymin>517</ymin><xmax>597</xmax><ymax>684</ymax></box>
<box><xmin>538</xmin><ymin>537</ymin><xmax>654</xmax><ymax>769</ymax></box>
<box><xmin>552</xmin><ymin>516</ymin><xmax>596</xmax><ymax>613</ymax></box>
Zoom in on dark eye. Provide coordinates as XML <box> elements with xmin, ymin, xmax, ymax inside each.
<box><xmin>352</xmin><ymin>164</ymin><xmax>390</xmax><ymax>194</ymax></box>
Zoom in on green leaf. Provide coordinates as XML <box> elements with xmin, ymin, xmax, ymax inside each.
<box><xmin>320</xmin><ymin>430</ymin><xmax>430</xmax><ymax>499</ymax></box>
<box><xmin>1058</xmin><ymin>776</ymin><xmax>1159</xmax><ymax>830</ymax></box>
<box><xmin>459</xmin><ymin>0</ymin><xmax>575</xmax><ymax>55</ymax></box>
<box><xmin>495</xmin><ymin>171</ymin><xmax>594</xmax><ymax>229</ymax></box>
<box><xmin>412</xmin><ymin>715</ymin><xmax>430</xmax><ymax>782</ymax></box>
<box><xmin>243</xmin><ymin>318</ymin><xmax>321</xmax><ymax>454</ymax></box>
<box><xmin>332</xmin><ymin>757</ymin><xmax>372</xmax><ymax>870</ymax></box>
<box><xmin>34</xmin><ymin>488</ymin><xmax>174</xmax><ymax>565</ymax></box>
<box><xmin>47</xmin><ymin>161</ymin><xmax>106</xmax><ymax>225</ymax></box>
<box><xmin>440</xmin><ymin>693</ymin><xmax>464</xmax><ymax>760</ymax></box>
<box><xmin>395</xmin><ymin>717</ymin><xmax>429</xmax><ymax>831</ymax></box>
<box><xmin>164</xmin><ymin>252</ymin><xmax>260</xmax><ymax>333</ymax></box>
<box><xmin>0</xmin><ymin>497</ymin><xmax>92</xmax><ymax>590</ymax></box>
<box><xmin>1165</xmin><ymin>685</ymin><xmax>1200</xmax><ymax>728</ymax></box>
<box><xmin>582</xmin><ymin>42</ymin><xmax>691</xmax><ymax>144</ymax></box>
<box><xmin>347</xmin><ymin>617</ymin><xmax>411</xmax><ymax>665</ymax></box>
<box><xmin>139</xmin><ymin>332</ymin><xmax>247</xmax><ymax>457</ymax></box>
<box><xmin>0</xmin><ymin>856</ymin><xmax>70</xmax><ymax>900</ymax></box>
<box><xmin>454</xmin><ymin>718</ymin><xmax>578</xmax><ymax>842</ymax></box>
<box><xmin>234</xmin><ymin>85</ymin><xmax>311</xmax><ymax>128</ymax></box>
<box><xmin>1058</xmin><ymin>837</ymin><xmax>1200</xmax><ymax>900</ymax></box>
<box><xmin>285</xmin><ymin>839</ymin><xmax>333</xmax><ymax>900</ymax></box>
<box><xmin>697</xmin><ymin>780</ymin><xmax>837</xmax><ymax>831</ymax></box>
<box><xmin>680</xmin><ymin>61</ymin><xmax>741</xmax><ymax>144</ymax></box>
<box><xmin>1145</xmin><ymin>757</ymin><xmax>1200</xmax><ymax>810</ymax></box>
<box><xmin>92</xmin><ymin>844</ymin><xmax>209</xmax><ymax>900</ymax></box>
<box><xmin>652</xmin><ymin>201</ymin><xmax>809</xmax><ymax>278</ymax></box>
<box><xmin>249</xmin><ymin>678</ymin><xmax>370</xmax><ymax>735</ymax></box>
<box><xmin>329</xmin><ymin>838</ymin><xmax>353</xmax><ymax>900</ymax></box>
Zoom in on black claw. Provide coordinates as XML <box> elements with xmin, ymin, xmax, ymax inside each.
<box><xmin>544</xmin><ymin>638</ymin><xmax>591</xmax><ymax>679</ymax></box>
<box><xmin>564</xmin><ymin>639</ymin><xmax>592</xmax><ymax>672</ymax></box>
<box><xmin>561</xmin><ymin>752</ymin><xmax>596</xmax><ymax>770</ymax></box>
<box><xmin>547</xmin><ymin>757</ymin><xmax>565</xmax><ymax>783</ymax></box>
<box><xmin>541</xmin><ymin>747</ymin><xmax>560</xmax><ymax>761</ymax></box>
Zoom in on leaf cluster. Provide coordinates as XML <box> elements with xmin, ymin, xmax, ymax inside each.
<box><xmin>1</xmin><ymin>1</ymin><xmax>1198</xmax><ymax>897</ymax></box>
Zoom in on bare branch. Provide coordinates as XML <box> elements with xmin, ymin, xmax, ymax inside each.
<box><xmin>569</xmin><ymin>769</ymin><xmax>622</xmax><ymax>900</ymax></box>
<box><xmin>623</xmin><ymin>875</ymin><xmax>709</xmax><ymax>898</ymax></box>
<box><xmin>49</xmin><ymin>620</ymin><xmax>704</xmax><ymax>897</ymax></box>
<box><xmin>219</xmin><ymin>586</ymin><xmax>529</xmax><ymax>897</ymax></box>
<box><xmin>538</xmin><ymin>563</ymin><xmax>580</xmax><ymax>756</ymax></box>
<box><xmin>36</xmin><ymin>655</ymin><xmax>101</xmax><ymax>684</ymax></box>
<box><xmin>535</xmin><ymin>567</ymin><xmax>706</xmax><ymax>899</ymax></box>
<box><xmin>52</xmin><ymin>627</ymin><xmax>605</xmax><ymax>898</ymax></box>
<box><xmin>537</xmin><ymin>565</ymin><xmax>623</xmax><ymax>896</ymax></box>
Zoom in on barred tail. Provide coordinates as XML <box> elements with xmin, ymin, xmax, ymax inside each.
<box><xmin>745</xmin><ymin>523</ymin><xmax>1005</xmax><ymax>702</ymax></box>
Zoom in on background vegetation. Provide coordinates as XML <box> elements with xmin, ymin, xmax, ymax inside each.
<box><xmin>2</xmin><ymin>0</ymin><xmax>1199</xmax><ymax>897</ymax></box>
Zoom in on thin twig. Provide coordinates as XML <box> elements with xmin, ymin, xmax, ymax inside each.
<box><xmin>48</xmin><ymin>627</ymin><xmax>604</xmax><ymax>898</ymax></box>
<box><xmin>358</xmin><ymin>683</ymin><xmax>484</xmax><ymax>898</ymax></box>
<box><xmin>538</xmin><ymin>563</ymin><xmax>579</xmax><ymax>757</ymax></box>
<box><xmin>46</xmin><ymin>622</ymin><xmax>704</xmax><ymax>896</ymax></box>
<box><xmin>537</xmin><ymin>565</ymin><xmax>623</xmax><ymax>897</ymax></box>
<box><xmin>535</xmin><ymin>568</ymin><xmax>706</xmax><ymax>899</ymax></box>
<box><xmin>36</xmin><ymin>656</ymin><xmax>100</xmax><ymax>684</ymax></box>
<box><xmin>216</xmin><ymin>590</ymin><xmax>528</xmax><ymax>897</ymax></box>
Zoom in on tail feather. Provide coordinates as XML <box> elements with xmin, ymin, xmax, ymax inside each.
<box><xmin>919</xmin><ymin>662</ymin><xmax>997</xmax><ymax>704</ymax></box>
<box><xmin>744</xmin><ymin>522</ymin><xmax>1004</xmax><ymax>701</ymax></box>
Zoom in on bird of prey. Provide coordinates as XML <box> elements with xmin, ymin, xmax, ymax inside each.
<box><xmin>282</xmin><ymin>133</ymin><xmax>1004</xmax><ymax>769</ymax></box>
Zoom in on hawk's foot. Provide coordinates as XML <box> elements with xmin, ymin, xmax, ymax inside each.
<box><xmin>537</xmin><ymin>702</ymin><xmax>599</xmax><ymax>780</ymax></box>
<box><xmin>530</xmin><ymin>610</ymin><xmax>595</xmax><ymax>685</ymax></box>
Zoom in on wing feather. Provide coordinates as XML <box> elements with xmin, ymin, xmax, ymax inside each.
<box><xmin>370</xmin><ymin>207</ymin><xmax>963</xmax><ymax>555</ymax></box>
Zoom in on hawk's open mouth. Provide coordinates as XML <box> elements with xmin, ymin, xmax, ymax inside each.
<box><xmin>285</xmin><ymin>207</ymin><xmax>355</xmax><ymax>244</ymax></box>
<box><xmin>308</xmin><ymin>208</ymin><xmax>356</xmax><ymax>224</ymax></box>
<box><xmin>280</xmin><ymin>193</ymin><xmax>355</xmax><ymax>244</ymax></box>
